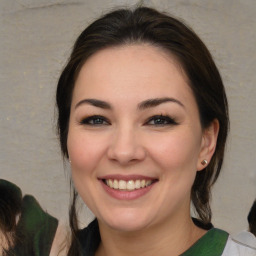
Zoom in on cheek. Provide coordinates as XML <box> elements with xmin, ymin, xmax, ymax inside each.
<box><xmin>148</xmin><ymin>131</ymin><xmax>202</xmax><ymax>172</ymax></box>
<box><xmin>67</xmin><ymin>131</ymin><xmax>107</xmax><ymax>208</ymax></box>
<box><xmin>67</xmin><ymin>131</ymin><xmax>107</xmax><ymax>176</ymax></box>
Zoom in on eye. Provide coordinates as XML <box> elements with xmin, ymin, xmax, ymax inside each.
<box><xmin>145</xmin><ymin>115</ymin><xmax>178</xmax><ymax>126</ymax></box>
<box><xmin>79</xmin><ymin>115</ymin><xmax>110</xmax><ymax>126</ymax></box>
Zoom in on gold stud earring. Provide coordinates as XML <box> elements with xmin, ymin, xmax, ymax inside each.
<box><xmin>201</xmin><ymin>159</ymin><xmax>208</xmax><ymax>166</ymax></box>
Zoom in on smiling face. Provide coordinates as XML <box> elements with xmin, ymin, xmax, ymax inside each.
<box><xmin>67</xmin><ymin>44</ymin><xmax>217</xmax><ymax>232</ymax></box>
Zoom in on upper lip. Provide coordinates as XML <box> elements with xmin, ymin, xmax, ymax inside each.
<box><xmin>98</xmin><ymin>174</ymin><xmax>158</xmax><ymax>181</ymax></box>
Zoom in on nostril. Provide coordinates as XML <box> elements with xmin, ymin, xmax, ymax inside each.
<box><xmin>107</xmin><ymin>144</ymin><xmax>147</xmax><ymax>165</ymax></box>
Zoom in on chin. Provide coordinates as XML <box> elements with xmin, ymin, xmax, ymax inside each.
<box><xmin>107</xmin><ymin>219</ymin><xmax>148</xmax><ymax>232</ymax></box>
<box><xmin>100</xmin><ymin>209</ymin><xmax>154</xmax><ymax>232</ymax></box>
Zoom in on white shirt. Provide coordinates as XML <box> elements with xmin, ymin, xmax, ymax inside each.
<box><xmin>222</xmin><ymin>235</ymin><xmax>256</xmax><ymax>256</ymax></box>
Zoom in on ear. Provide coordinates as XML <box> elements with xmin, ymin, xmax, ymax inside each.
<box><xmin>197</xmin><ymin>119</ymin><xmax>219</xmax><ymax>171</ymax></box>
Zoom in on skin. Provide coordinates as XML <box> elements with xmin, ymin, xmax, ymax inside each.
<box><xmin>67</xmin><ymin>44</ymin><xmax>219</xmax><ymax>256</ymax></box>
<box><xmin>49</xmin><ymin>222</ymin><xmax>68</xmax><ymax>256</ymax></box>
<box><xmin>0</xmin><ymin>231</ymin><xmax>10</xmax><ymax>255</ymax></box>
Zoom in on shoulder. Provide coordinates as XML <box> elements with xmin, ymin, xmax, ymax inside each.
<box><xmin>222</xmin><ymin>235</ymin><xmax>256</xmax><ymax>256</ymax></box>
<box><xmin>16</xmin><ymin>195</ymin><xmax>59</xmax><ymax>255</ymax></box>
<box><xmin>232</xmin><ymin>231</ymin><xmax>256</xmax><ymax>249</ymax></box>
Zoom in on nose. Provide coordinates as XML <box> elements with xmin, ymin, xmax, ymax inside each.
<box><xmin>107</xmin><ymin>126</ymin><xmax>146</xmax><ymax>165</ymax></box>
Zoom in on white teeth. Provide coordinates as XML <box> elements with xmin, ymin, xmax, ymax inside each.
<box><xmin>119</xmin><ymin>180</ymin><xmax>126</xmax><ymax>190</ymax></box>
<box><xmin>105</xmin><ymin>179</ymin><xmax>154</xmax><ymax>191</ymax></box>
<box><xmin>109</xmin><ymin>179</ymin><xmax>113</xmax><ymax>188</ymax></box>
<box><xmin>135</xmin><ymin>180</ymin><xmax>141</xmax><ymax>189</ymax></box>
<box><xmin>113</xmin><ymin>179</ymin><xmax>119</xmax><ymax>189</ymax></box>
<box><xmin>127</xmin><ymin>180</ymin><xmax>135</xmax><ymax>190</ymax></box>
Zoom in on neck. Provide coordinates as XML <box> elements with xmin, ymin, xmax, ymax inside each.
<box><xmin>96</xmin><ymin>214</ymin><xmax>206</xmax><ymax>256</ymax></box>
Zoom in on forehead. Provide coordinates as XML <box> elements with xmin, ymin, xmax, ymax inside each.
<box><xmin>72</xmin><ymin>44</ymin><xmax>195</xmax><ymax>107</ymax></box>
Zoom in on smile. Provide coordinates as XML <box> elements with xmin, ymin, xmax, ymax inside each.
<box><xmin>104</xmin><ymin>179</ymin><xmax>155</xmax><ymax>191</ymax></box>
<box><xmin>99</xmin><ymin>175</ymin><xmax>158</xmax><ymax>200</ymax></box>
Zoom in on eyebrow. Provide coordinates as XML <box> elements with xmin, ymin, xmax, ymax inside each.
<box><xmin>137</xmin><ymin>97</ymin><xmax>185</xmax><ymax>110</ymax></box>
<box><xmin>75</xmin><ymin>99</ymin><xmax>111</xmax><ymax>109</ymax></box>
<box><xmin>75</xmin><ymin>97</ymin><xmax>184</xmax><ymax>110</ymax></box>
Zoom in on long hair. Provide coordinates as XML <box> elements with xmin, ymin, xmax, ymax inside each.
<box><xmin>0</xmin><ymin>180</ymin><xmax>22</xmax><ymax>255</ymax></box>
<box><xmin>56</xmin><ymin>6</ymin><xmax>229</xmax><ymax>255</ymax></box>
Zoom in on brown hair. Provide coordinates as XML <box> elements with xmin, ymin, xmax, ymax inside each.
<box><xmin>0</xmin><ymin>180</ymin><xmax>22</xmax><ymax>256</ymax></box>
<box><xmin>56</xmin><ymin>6</ymin><xmax>229</xmax><ymax>255</ymax></box>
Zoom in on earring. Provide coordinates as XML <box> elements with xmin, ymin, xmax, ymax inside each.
<box><xmin>201</xmin><ymin>159</ymin><xmax>208</xmax><ymax>166</ymax></box>
<box><xmin>69</xmin><ymin>159</ymin><xmax>71</xmax><ymax>163</ymax></box>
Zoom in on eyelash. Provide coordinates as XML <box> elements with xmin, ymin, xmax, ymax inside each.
<box><xmin>145</xmin><ymin>115</ymin><xmax>178</xmax><ymax>126</ymax></box>
<box><xmin>79</xmin><ymin>115</ymin><xmax>178</xmax><ymax>127</ymax></box>
<box><xmin>79</xmin><ymin>115</ymin><xmax>110</xmax><ymax>126</ymax></box>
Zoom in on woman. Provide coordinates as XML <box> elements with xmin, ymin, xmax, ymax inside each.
<box><xmin>56</xmin><ymin>6</ymin><xmax>255</xmax><ymax>256</ymax></box>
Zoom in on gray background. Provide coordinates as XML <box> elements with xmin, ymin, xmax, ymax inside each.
<box><xmin>1</xmin><ymin>0</ymin><xmax>255</xmax><ymax>234</ymax></box>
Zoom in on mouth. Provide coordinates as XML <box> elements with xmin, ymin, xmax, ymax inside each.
<box><xmin>103</xmin><ymin>178</ymin><xmax>157</xmax><ymax>191</ymax></box>
<box><xmin>99</xmin><ymin>175</ymin><xmax>158</xmax><ymax>200</ymax></box>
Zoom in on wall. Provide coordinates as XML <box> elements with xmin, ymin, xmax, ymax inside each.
<box><xmin>0</xmin><ymin>0</ymin><xmax>255</xmax><ymax>234</ymax></box>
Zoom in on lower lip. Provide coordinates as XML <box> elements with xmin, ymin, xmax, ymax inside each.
<box><xmin>100</xmin><ymin>180</ymin><xmax>156</xmax><ymax>200</ymax></box>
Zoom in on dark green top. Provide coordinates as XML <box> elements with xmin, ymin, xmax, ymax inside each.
<box><xmin>181</xmin><ymin>228</ymin><xmax>229</xmax><ymax>256</ymax></box>
<box><xmin>1</xmin><ymin>180</ymin><xmax>58</xmax><ymax>256</ymax></box>
<box><xmin>78</xmin><ymin>219</ymin><xmax>229</xmax><ymax>256</ymax></box>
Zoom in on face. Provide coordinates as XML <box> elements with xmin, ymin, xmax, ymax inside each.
<box><xmin>67</xmin><ymin>44</ymin><xmax>215</xmax><ymax>232</ymax></box>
